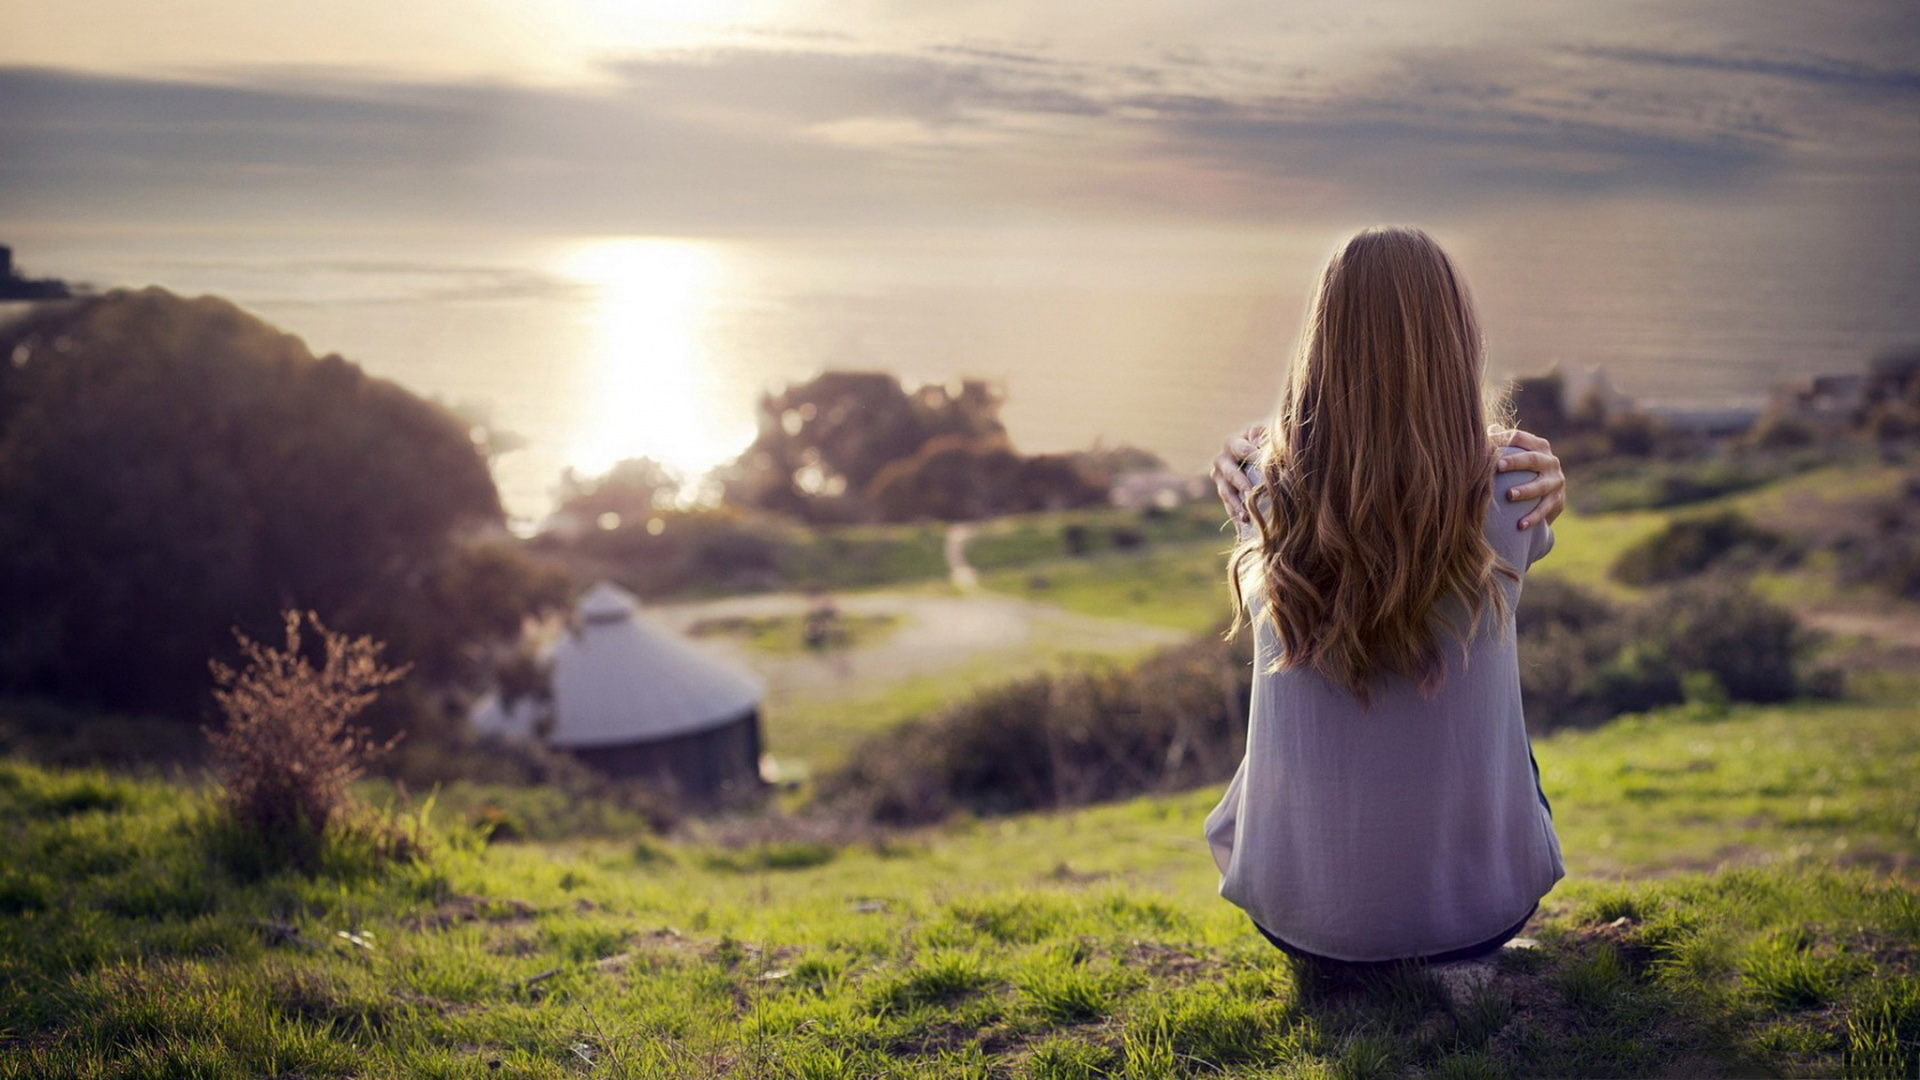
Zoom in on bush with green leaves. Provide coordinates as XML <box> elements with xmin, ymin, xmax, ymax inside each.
<box><xmin>1518</xmin><ymin>578</ymin><xmax>1812</xmax><ymax>728</ymax></box>
<box><xmin>1830</xmin><ymin>480</ymin><xmax>1920</xmax><ymax>600</ymax></box>
<box><xmin>825</xmin><ymin>632</ymin><xmax>1253</xmax><ymax>824</ymax></box>
<box><xmin>1610</xmin><ymin>510</ymin><xmax>1787</xmax><ymax>585</ymax></box>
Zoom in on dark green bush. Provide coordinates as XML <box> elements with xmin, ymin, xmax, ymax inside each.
<box><xmin>1517</xmin><ymin>578</ymin><xmax>1629</xmax><ymax>727</ymax></box>
<box><xmin>824</xmin><ymin>633</ymin><xmax>1253</xmax><ymax>824</ymax></box>
<box><xmin>1831</xmin><ymin>485</ymin><xmax>1920</xmax><ymax>600</ymax></box>
<box><xmin>1519</xmin><ymin>579</ymin><xmax>1811</xmax><ymax>728</ymax></box>
<box><xmin>1610</xmin><ymin>510</ymin><xmax>1786</xmax><ymax>585</ymax></box>
<box><xmin>1574</xmin><ymin>448</ymin><xmax>1839</xmax><ymax>515</ymax></box>
<box><xmin>1516</xmin><ymin>575</ymin><xmax>1618</xmax><ymax>635</ymax></box>
<box><xmin>1624</xmin><ymin>582</ymin><xmax>1807</xmax><ymax>704</ymax></box>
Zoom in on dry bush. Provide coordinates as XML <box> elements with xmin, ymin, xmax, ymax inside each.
<box><xmin>205</xmin><ymin>611</ymin><xmax>407</xmax><ymax>863</ymax></box>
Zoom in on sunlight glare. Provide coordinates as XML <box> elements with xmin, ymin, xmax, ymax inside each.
<box><xmin>560</xmin><ymin>237</ymin><xmax>751</xmax><ymax>488</ymax></box>
<box><xmin>570</xmin><ymin>0</ymin><xmax>773</xmax><ymax>52</ymax></box>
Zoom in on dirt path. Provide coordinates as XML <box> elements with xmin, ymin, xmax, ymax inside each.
<box><xmin>649</xmin><ymin>589</ymin><xmax>1189</xmax><ymax>703</ymax></box>
<box><xmin>1803</xmin><ymin>610</ymin><xmax>1920</xmax><ymax>651</ymax></box>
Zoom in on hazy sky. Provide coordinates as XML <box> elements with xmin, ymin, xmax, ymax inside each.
<box><xmin>2</xmin><ymin>0</ymin><xmax>1917</xmax><ymax>237</ymax></box>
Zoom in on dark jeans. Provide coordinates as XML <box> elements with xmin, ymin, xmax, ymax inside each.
<box><xmin>1252</xmin><ymin>902</ymin><xmax>1537</xmax><ymax>966</ymax></box>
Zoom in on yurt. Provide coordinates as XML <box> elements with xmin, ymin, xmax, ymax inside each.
<box><xmin>473</xmin><ymin>582</ymin><xmax>766</xmax><ymax>804</ymax></box>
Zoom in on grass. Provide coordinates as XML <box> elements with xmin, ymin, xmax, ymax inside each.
<box><xmin>980</xmin><ymin>542</ymin><xmax>1234</xmax><ymax>634</ymax></box>
<box><xmin>964</xmin><ymin>504</ymin><xmax>1229</xmax><ymax>571</ymax></box>
<box><xmin>1536</xmin><ymin>677</ymin><xmax>1920</xmax><ymax>879</ymax></box>
<box><xmin>4</xmin><ymin>685</ymin><xmax>1919</xmax><ymax>1078</ymax></box>
<box><xmin>1524</xmin><ymin>509</ymin><xmax>1668</xmax><ymax>600</ymax></box>
<box><xmin>762</xmin><ymin>637</ymin><xmax>1171</xmax><ymax>774</ymax></box>
<box><xmin>972</xmin><ymin>501</ymin><xmax>1677</xmax><ymax>633</ymax></box>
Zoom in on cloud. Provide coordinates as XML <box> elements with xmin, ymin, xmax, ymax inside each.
<box><xmin>1567</xmin><ymin>44</ymin><xmax>1920</xmax><ymax>94</ymax></box>
<box><xmin>0</xmin><ymin>31</ymin><xmax>1912</xmax><ymax>234</ymax></box>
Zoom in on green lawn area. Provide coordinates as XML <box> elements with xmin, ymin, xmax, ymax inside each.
<box><xmin>4</xmin><ymin>686</ymin><xmax>1918</xmax><ymax>1078</ymax></box>
<box><xmin>976</xmin><ymin>506</ymin><xmax>1667</xmax><ymax>628</ymax></box>
<box><xmin>1528</xmin><ymin>509</ymin><xmax>1667</xmax><ymax>600</ymax></box>
<box><xmin>964</xmin><ymin>505</ymin><xmax>1229</xmax><ymax>571</ymax></box>
<box><xmin>979</xmin><ymin>542</ymin><xmax>1234</xmax><ymax>635</ymax></box>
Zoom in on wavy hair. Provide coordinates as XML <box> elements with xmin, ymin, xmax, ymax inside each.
<box><xmin>1229</xmin><ymin>227</ymin><xmax>1516</xmax><ymax>705</ymax></box>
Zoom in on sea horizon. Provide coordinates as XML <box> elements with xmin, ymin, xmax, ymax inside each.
<box><xmin>6</xmin><ymin>201</ymin><xmax>1917</xmax><ymax>522</ymax></box>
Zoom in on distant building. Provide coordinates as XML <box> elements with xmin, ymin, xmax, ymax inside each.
<box><xmin>0</xmin><ymin>244</ymin><xmax>75</xmax><ymax>300</ymax></box>
<box><xmin>1768</xmin><ymin>372</ymin><xmax>1869</xmax><ymax>427</ymax></box>
<box><xmin>1109</xmin><ymin>469</ymin><xmax>1208</xmax><ymax>511</ymax></box>
<box><xmin>471</xmin><ymin>582</ymin><xmax>767</xmax><ymax>805</ymax></box>
<box><xmin>1641</xmin><ymin>404</ymin><xmax>1761</xmax><ymax>439</ymax></box>
<box><xmin>1561</xmin><ymin>365</ymin><xmax>1636</xmax><ymax>418</ymax></box>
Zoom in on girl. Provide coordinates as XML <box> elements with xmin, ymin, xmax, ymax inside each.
<box><xmin>1205</xmin><ymin>226</ymin><xmax>1565</xmax><ymax>965</ymax></box>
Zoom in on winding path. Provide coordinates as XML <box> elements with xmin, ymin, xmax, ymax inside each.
<box><xmin>649</xmin><ymin>588</ymin><xmax>1190</xmax><ymax>702</ymax></box>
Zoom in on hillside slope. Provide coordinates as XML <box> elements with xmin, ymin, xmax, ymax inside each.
<box><xmin>3</xmin><ymin>688</ymin><xmax>1918</xmax><ymax>1078</ymax></box>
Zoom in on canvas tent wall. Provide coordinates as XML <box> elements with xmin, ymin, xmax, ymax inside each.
<box><xmin>473</xmin><ymin>582</ymin><xmax>766</xmax><ymax>804</ymax></box>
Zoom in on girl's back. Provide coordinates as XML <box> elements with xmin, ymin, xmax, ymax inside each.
<box><xmin>1206</xmin><ymin>226</ymin><xmax>1564</xmax><ymax>963</ymax></box>
<box><xmin>1205</xmin><ymin>448</ymin><xmax>1561</xmax><ymax>962</ymax></box>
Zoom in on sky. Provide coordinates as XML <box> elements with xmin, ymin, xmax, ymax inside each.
<box><xmin>3</xmin><ymin>0</ymin><xmax>1918</xmax><ymax>239</ymax></box>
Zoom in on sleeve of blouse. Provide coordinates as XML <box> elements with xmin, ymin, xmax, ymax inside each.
<box><xmin>1492</xmin><ymin>448</ymin><xmax>1554</xmax><ymax>570</ymax></box>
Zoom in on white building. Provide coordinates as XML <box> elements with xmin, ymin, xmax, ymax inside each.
<box><xmin>472</xmin><ymin>582</ymin><xmax>766</xmax><ymax>804</ymax></box>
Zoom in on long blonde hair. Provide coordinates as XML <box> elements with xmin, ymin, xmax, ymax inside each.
<box><xmin>1229</xmin><ymin>226</ymin><xmax>1515</xmax><ymax>704</ymax></box>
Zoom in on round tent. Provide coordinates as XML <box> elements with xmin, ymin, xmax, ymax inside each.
<box><xmin>473</xmin><ymin>582</ymin><xmax>766</xmax><ymax>804</ymax></box>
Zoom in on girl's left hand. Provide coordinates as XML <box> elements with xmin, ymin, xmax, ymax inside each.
<box><xmin>1495</xmin><ymin>429</ymin><xmax>1566</xmax><ymax>529</ymax></box>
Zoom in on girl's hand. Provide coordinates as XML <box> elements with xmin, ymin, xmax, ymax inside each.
<box><xmin>1211</xmin><ymin>423</ymin><xmax>1266</xmax><ymax>528</ymax></box>
<box><xmin>1495</xmin><ymin>429</ymin><xmax>1566</xmax><ymax>529</ymax></box>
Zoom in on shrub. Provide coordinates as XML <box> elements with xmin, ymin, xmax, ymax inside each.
<box><xmin>204</xmin><ymin>611</ymin><xmax>406</xmax><ymax>866</ymax></box>
<box><xmin>1576</xmin><ymin>451</ymin><xmax>1829</xmax><ymax>514</ymax></box>
<box><xmin>1517</xmin><ymin>578</ymin><xmax>1811</xmax><ymax>728</ymax></box>
<box><xmin>1745</xmin><ymin>412</ymin><xmax>1819</xmax><ymax>450</ymax></box>
<box><xmin>1610</xmin><ymin>510</ymin><xmax>1785</xmax><ymax>585</ymax></box>
<box><xmin>824</xmin><ymin>632</ymin><xmax>1253</xmax><ymax>824</ymax></box>
<box><xmin>1831</xmin><ymin>488</ymin><xmax>1920</xmax><ymax>600</ymax></box>
<box><xmin>1517</xmin><ymin>579</ymin><xmax>1629</xmax><ymax>728</ymax></box>
<box><xmin>1516</xmin><ymin>576</ymin><xmax>1617</xmax><ymax>636</ymax></box>
<box><xmin>1621</xmin><ymin>581</ymin><xmax>1807</xmax><ymax>704</ymax></box>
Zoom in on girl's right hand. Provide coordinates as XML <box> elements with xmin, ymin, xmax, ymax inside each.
<box><xmin>1211</xmin><ymin>423</ymin><xmax>1266</xmax><ymax>528</ymax></box>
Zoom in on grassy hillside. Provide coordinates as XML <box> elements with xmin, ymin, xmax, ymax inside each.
<box><xmin>4</xmin><ymin>687</ymin><xmax>1917</xmax><ymax>1078</ymax></box>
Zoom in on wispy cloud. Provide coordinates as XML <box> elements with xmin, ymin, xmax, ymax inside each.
<box><xmin>1566</xmin><ymin>44</ymin><xmax>1920</xmax><ymax>93</ymax></box>
<box><xmin>0</xmin><ymin>27</ymin><xmax>1913</xmax><ymax>233</ymax></box>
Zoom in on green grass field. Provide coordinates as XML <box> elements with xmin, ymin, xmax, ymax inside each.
<box><xmin>761</xmin><ymin>640</ymin><xmax>1171</xmax><ymax>776</ymax></box>
<box><xmin>980</xmin><ymin>543</ymin><xmax>1234</xmax><ymax>635</ymax></box>
<box><xmin>4</xmin><ymin>683</ymin><xmax>1917</xmax><ymax>1078</ymax></box>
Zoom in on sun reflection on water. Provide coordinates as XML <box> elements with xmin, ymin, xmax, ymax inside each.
<box><xmin>558</xmin><ymin>237</ymin><xmax>754</xmax><ymax>487</ymax></box>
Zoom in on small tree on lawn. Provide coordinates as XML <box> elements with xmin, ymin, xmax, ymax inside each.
<box><xmin>206</xmin><ymin>610</ymin><xmax>407</xmax><ymax>861</ymax></box>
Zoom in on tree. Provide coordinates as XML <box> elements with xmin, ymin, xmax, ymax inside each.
<box><xmin>722</xmin><ymin>371</ymin><xmax>1006</xmax><ymax>522</ymax></box>
<box><xmin>554</xmin><ymin>456</ymin><xmax>682</xmax><ymax>524</ymax></box>
<box><xmin>719</xmin><ymin>370</ymin><xmax>1106</xmax><ymax>522</ymax></box>
<box><xmin>0</xmin><ymin>287</ymin><xmax>560</xmax><ymax>718</ymax></box>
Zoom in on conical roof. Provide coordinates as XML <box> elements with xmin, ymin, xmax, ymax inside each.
<box><xmin>473</xmin><ymin>582</ymin><xmax>764</xmax><ymax>749</ymax></box>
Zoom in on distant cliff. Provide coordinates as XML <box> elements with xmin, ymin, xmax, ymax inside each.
<box><xmin>0</xmin><ymin>244</ymin><xmax>74</xmax><ymax>299</ymax></box>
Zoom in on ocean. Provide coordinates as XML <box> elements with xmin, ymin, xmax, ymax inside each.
<box><xmin>7</xmin><ymin>193</ymin><xmax>1918</xmax><ymax>523</ymax></box>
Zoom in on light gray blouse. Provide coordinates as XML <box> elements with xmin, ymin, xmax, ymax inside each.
<box><xmin>1205</xmin><ymin>448</ymin><xmax>1563</xmax><ymax>961</ymax></box>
